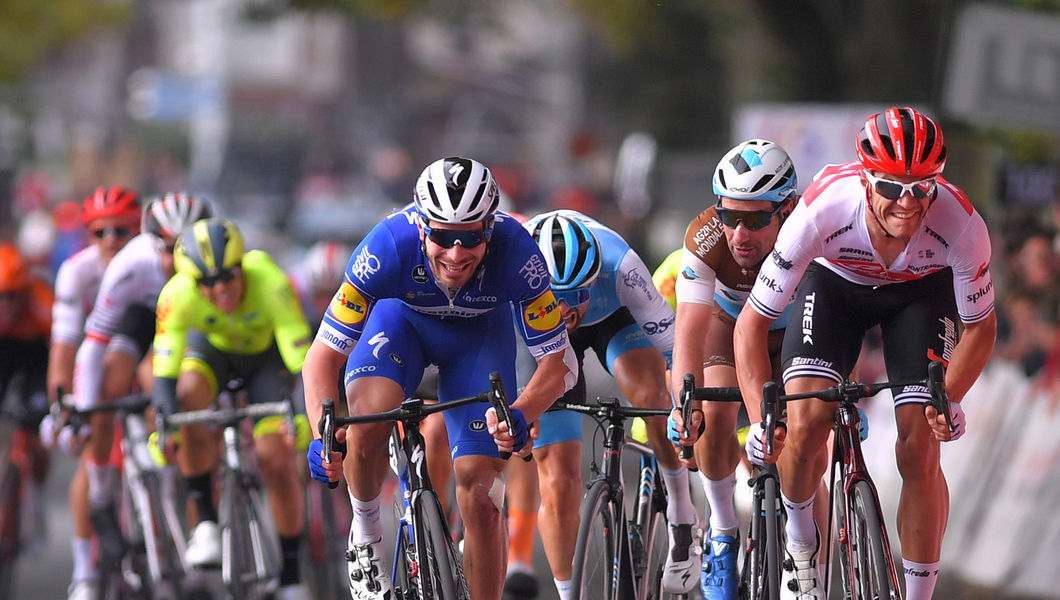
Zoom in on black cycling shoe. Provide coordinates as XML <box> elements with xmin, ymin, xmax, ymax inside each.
<box><xmin>88</xmin><ymin>504</ymin><xmax>127</xmax><ymax>561</ymax></box>
<box><xmin>503</xmin><ymin>571</ymin><xmax>540</xmax><ymax>599</ymax></box>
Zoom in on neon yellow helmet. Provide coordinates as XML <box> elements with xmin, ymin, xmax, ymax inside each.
<box><xmin>174</xmin><ymin>217</ymin><xmax>244</xmax><ymax>280</ymax></box>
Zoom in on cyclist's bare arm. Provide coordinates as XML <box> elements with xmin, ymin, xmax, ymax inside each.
<box><xmin>48</xmin><ymin>340</ymin><xmax>77</xmax><ymax>405</ymax></box>
<box><xmin>945</xmin><ymin>312</ymin><xmax>996</xmax><ymax>404</ymax></box>
<box><xmin>302</xmin><ymin>340</ymin><xmax>350</xmax><ymax>442</ymax></box>
<box><xmin>670</xmin><ymin>300</ymin><xmax>713</xmax><ymax>434</ymax></box>
<box><xmin>734</xmin><ymin>306</ymin><xmax>775</xmax><ymax>424</ymax></box>
<box><xmin>512</xmin><ymin>349</ymin><xmax>573</xmax><ymax>424</ymax></box>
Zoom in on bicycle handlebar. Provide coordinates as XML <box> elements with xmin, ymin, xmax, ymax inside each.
<box><xmin>483</xmin><ymin>371</ymin><xmax>531</xmax><ymax>462</ymax></box>
<box><xmin>679</xmin><ymin>375</ymin><xmax>743</xmax><ymax>459</ymax></box>
<box><xmin>551</xmin><ymin>396</ymin><xmax>674</xmax><ymax>419</ymax></box>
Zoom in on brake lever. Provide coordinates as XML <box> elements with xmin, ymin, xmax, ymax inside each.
<box><xmin>320</xmin><ymin>397</ymin><xmax>339</xmax><ymax>489</ymax></box>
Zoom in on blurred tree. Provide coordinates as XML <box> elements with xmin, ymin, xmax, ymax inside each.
<box><xmin>0</xmin><ymin>0</ymin><xmax>129</xmax><ymax>82</ymax></box>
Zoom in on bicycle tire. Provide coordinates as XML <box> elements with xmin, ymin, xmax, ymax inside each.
<box><xmin>848</xmin><ymin>480</ymin><xmax>894</xmax><ymax>600</ymax></box>
<box><xmin>413</xmin><ymin>490</ymin><xmax>469</xmax><ymax>600</ymax></box>
<box><xmin>127</xmin><ymin>469</ymin><xmax>183</xmax><ymax>600</ymax></box>
<box><xmin>760</xmin><ymin>474</ymin><xmax>783</xmax><ymax>600</ymax></box>
<box><xmin>571</xmin><ymin>479</ymin><xmax>620</xmax><ymax>600</ymax></box>
<box><xmin>220</xmin><ymin>472</ymin><xmax>272</xmax><ymax>600</ymax></box>
<box><xmin>305</xmin><ymin>484</ymin><xmax>348</xmax><ymax>600</ymax></box>
<box><xmin>0</xmin><ymin>462</ymin><xmax>21</xmax><ymax>600</ymax></box>
<box><xmin>635</xmin><ymin>469</ymin><xmax>672</xmax><ymax>600</ymax></box>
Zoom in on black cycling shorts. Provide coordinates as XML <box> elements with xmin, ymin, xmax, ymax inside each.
<box><xmin>184</xmin><ymin>331</ymin><xmax>293</xmax><ymax>407</ymax></box>
<box><xmin>114</xmin><ymin>303</ymin><xmax>157</xmax><ymax>359</ymax></box>
<box><xmin>781</xmin><ymin>263</ymin><xmax>959</xmax><ymax>406</ymax></box>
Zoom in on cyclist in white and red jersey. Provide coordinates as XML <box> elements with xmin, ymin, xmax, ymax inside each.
<box><xmin>734</xmin><ymin>107</ymin><xmax>996</xmax><ymax>600</ymax></box>
<box><xmin>69</xmin><ymin>193</ymin><xmax>212</xmax><ymax>570</ymax></box>
<box><xmin>41</xmin><ymin>186</ymin><xmax>141</xmax><ymax>600</ymax></box>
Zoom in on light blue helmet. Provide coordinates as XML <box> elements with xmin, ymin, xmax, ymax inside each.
<box><xmin>527</xmin><ymin>211</ymin><xmax>602</xmax><ymax>291</ymax></box>
<box><xmin>712</xmin><ymin>139</ymin><xmax>797</xmax><ymax>204</ymax></box>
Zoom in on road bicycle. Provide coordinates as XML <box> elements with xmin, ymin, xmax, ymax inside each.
<box><xmin>563</xmin><ymin>388</ymin><xmax>740</xmax><ymax>600</ymax></box>
<box><xmin>55</xmin><ymin>392</ymin><xmax>190</xmax><ymax>600</ymax></box>
<box><xmin>319</xmin><ymin>371</ymin><xmax>514</xmax><ymax>600</ymax></box>
<box><xmin>303</xmin><ymin>470</ymin><xmax>351</xmax><ymax>600</ymax></box>
<box><xmin>160</xmin><ymin>389</ymin><xmax>295</xmax><ymax>600</ymax></box>
<box><xmin>759</xmin><ymin>360</ymin><xmax>952</xmax><ymax>600</ymax></box>
<box><xmin>0</xmin><ymin>388</ymin><xmax>35</xmax><ymax>600</ymax></box>
<box><xmin>678</xmin><ymin>375</ymin><xmax>783</xmax><ymax>600</ymax></box>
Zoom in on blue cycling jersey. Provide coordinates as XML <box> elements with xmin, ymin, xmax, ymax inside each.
<box><xmin>317</xmin><ymin>205</ymin><xmax>567</xmax><ymax>360</ymax></box>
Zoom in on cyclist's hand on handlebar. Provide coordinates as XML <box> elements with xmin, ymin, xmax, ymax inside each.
<box><xmin>745</xmin><ymin>421</ymin><xmax>785</xmax><ymax>465</ymax></box>
<box><xmin>924</xmin><ymin>400</ymin><xmax>965</xmax><ymax>442</ymax></box>
<box><xmin>486</xmin><ymin>406</ymin><xmax>531</xmax><ymax>457</ymax></box>
<box><xmin>667</xmin><ymin>407</ymin><xmax>704</xmax><ymax>447</ymax></box>
<box><xmin>307</xmin><ymin>425</ymin><xmax>348</xmax><ymax>485</ymax></box>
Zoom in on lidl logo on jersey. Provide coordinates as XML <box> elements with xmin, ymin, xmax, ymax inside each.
<box><xmin>524</xmin><ymin>292</ymin><xmax>561</xmax><ymax>331</ymax></box>
<box><xmin>332</xmin><ymin>282</ymin><xmax>368</xmax><ymax>325</ymax></box>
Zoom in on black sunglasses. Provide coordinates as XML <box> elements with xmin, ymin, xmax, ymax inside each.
<box><xmin>423</xmin><ymin>224</ymin><xmax>489</xmax><ymax>249</ymax></box>
<box><xmin>91</xmin><ymin>226</ymin><xmax>133</xmax><ymax>239</ymax></box>
<box><xmin>714</xmin><ymin>201</ymin><xmax>784</xmax><ymax>231</ymax></box>
<box><xmin>197</xmin><ymin>267</ymin><xmax>239</xmax><ymax>287</ymax></box>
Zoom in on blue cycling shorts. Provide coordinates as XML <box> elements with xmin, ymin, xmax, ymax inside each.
<box><xmin>344</xmin><ymin>298</ymin><xmax>518</xmax><ymax>459</ymax></box>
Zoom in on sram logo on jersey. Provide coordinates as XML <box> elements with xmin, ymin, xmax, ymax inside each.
<box><xmin>331</xmin><ymin>282</ymin><xmax>368</xmax><ymax>325</ymax></box>
<box><xmin>524</xmin><ymin>292</ymin><xmax>561</xmax><ymax>331</ymax></box>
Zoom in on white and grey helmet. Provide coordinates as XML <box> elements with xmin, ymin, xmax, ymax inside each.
<box><xmin>712</xmin><ymin>139</ymin><xmax>797</xmax><ymax>204</ymax></box>
<box><xmin>142</xmin><ymin>192</ymin><xmax>214</xmax><ymax>242</ymax></box>
<box><xmin>413</xmin><ymin>157</ymin><xmax>499</xmax><ymax>223</ymax></box>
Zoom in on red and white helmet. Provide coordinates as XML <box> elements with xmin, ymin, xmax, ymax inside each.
<box><xmin>81</xmin><ymin>186</ymin><xmax>141</xmax><ymax>226</ymax></box>
<box><xmin>856</xmin><ymin>106</ymin><xmax>947</xmax><ymax>178</ymax></box>
<box><xmin>142</xmin><ymin>192</ymin><xmax>214</xmax><ymax>242</ymax></box>
<box><xmin>303</xmin><ymin>241</ymin><xmax>352</xmax><ymax>293</ymax></box>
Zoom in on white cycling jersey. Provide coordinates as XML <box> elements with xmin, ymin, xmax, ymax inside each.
<box><xmin>51</xmin><ymin>244</ymin><xmax>106</xmax><ymax>346</ymax></box>
<box><xmin>74</xmin><ymin>234</ymin><xmax>167</xmax><ymax>409</ymax></box>
<box><xmin>747</xmin><ymin>162</ymin><xmax>994</xmax><ymax>324</ymax></box>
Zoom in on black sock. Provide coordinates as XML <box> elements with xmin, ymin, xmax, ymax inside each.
<box><xmin>279</xmin><ymin>535</ymin><xmax>302</xmax><ymax>586</ymax></box>
<box><xmin>186</xmin><ymin>472</ymin><xmax>218</xmax><ymax>524</ymax></box>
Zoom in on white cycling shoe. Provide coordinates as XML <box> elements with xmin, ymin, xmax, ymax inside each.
<box><xmin>662</xmin><ymin>523</ymin><xmax>703</xmax><ymax>593</ymax></box>
<box><xmin>780</xmin><ymin>533</ymin><xmax>826</xmax><ymax>600</ymax></box>
<box><xmin>67</xmin><ymin>580</ymin><xmax>97</xmax><ymax>600</ymax></box>
<box><xmin>185</xmin><ymin>520</ymin><xmax>222</xmax><ymax>568</ymax></box>
<box><xmin>346</xmin><ymin>535</ymin><xmax>392</xmax><ymax>600</ymax></box>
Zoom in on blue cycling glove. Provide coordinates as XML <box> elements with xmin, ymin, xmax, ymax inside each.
<box><xmin>508</xmin><ymin>408</ymin><xmax>530</xmax><ymax>453</ymax></box>
<box><xmin>666</xmin><ymin>408</ymin><xmax>704</xmax><ymax>447</ymax></box>
<box><xmin>307</xmin><ymin>437</ymin><xmax>347</xmax><ymax>485</ymax></box>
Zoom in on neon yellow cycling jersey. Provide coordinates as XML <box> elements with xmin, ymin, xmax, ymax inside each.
<box><xmin>652</xmin><ymin>248</ymin><xmax>682</xmax><ymax>310</ymax></box>
<box><xmin>153</xmin><ymin>249</ymin><xmax>313</xmax><ymax>379</ymax></box>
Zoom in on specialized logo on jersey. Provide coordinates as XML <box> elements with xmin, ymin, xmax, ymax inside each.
<box><xmin>331</xmin><ymin>282</ymin><xmax>368</xmax><ymax>325</ymax></box>
<box><xmin>519</xmin><ymin>255</ymin><xmax>550</xmax><ymax>290</ymax></box>
<box><xmin>524</xmin><ymin>291</ymin><xmax>561</xmax><ymax>331</ymax></box>
<box><xmin>350</xmin><ymin>247</ymin><xmax>381</xmax><ymax>283</ymax></box>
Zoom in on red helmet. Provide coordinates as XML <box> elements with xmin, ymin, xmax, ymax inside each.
<box><xmin>856</xmin><ymin>107</ymin><xmax>947</xmax><ymax>178</ymax></box>
<box><xmin>0</xmin><ymin>244</ymin><xmax>27</xmax><ymax>294</ymax></box>
<box><xmin>82</xmin><ymin>186</ymin><xmax>141</xmax><ymax>226</ymax></box>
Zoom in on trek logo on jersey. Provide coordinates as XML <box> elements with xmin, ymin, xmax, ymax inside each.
<box><xmin>331</xmin><ymin>282</ymin><xmax>367</xmax><ymax>325</ymax></box>
<box><xmin>520</xmin><ymin>255</ymin><xmax>550</xmax><ymax>290</ymax></box>
<box><xmin>824</xmin><ymin>222</ymin><xmax>853</xmax><ymax>245</ymax></box>
<box><xmin>524</xmin><ymin>292</ymin><xmax>561</xmax><ymax>331</ymax></box>
<box><xmin>925</xmin><ymin>226</ymin><xmax>949</xmax><ymax>249</ymax></box>
<box><xmin>801</xmin><ymin>292</ymin><xmax>816</xmax><ymax>345</ymax></box>
<box><xmin>350</xmin><ymin>247</ymin><xmax>381</xmax><ymax>283</ymax></box>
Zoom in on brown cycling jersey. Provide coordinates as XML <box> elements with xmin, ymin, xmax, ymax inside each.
<box><xmin>682</xmin><ymin>205</ymin><xmax>758</xmax><ymax>312</ymax></box>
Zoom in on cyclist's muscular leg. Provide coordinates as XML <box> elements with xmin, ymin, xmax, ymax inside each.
<box><xmin>894</xmin><ymin>403</ymin><xmax>947</xmax><ymax>562</ymax></box>
<box><xmin>611</xmin><ymin>347</ymin><xmax>675</xmax><ymax>467</ymax></box>
<box><xmin>694</xmin><ymin>366</ymin><xmax>742</xmax><ymax>481</ymax></box>
<box><xmin>534</xmin><ymin>440</ymin><xmax>581</xmax><ymax>581</ymax></box>
<box><xmin>342</xmin><ymin>376</ymin><xmax>404</xmax><ymax>501</ymax></box>
<box><xmin>453</xmin><ymin>454</ymin><xmax>509</xmax><ymax>599</ymax></box>
<box><xmin>255</xmin><ymin>432</ymin><xmax>305</xmax><ymax>538</ymax></box>
<box><xmin>421</xmin><ymin>413</ymin><xmax>453</xmax><ymax>514</ymax></box>
<box><xmin>175</xmin><ymin>371</ymin><xmax>220</xmax><ymax>478</ymax></box>
<box><xmin>776</xmin><ymin>377</ymin><xmax>835</xmax><ymax>503</ymax></box>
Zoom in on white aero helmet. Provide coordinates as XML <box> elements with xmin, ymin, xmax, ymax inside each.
<box><xmin>142</xmin><ymin>192</ymin><xmax>214</xmax><ymax>242</ymax></box>
<box><xmin>712</xmin><ymin>139</ymin><xmax>797</xmax><ymax>204</ymax></box>
<box><xmin>413</xmin><ymin>156</ymin><xmax>499</xmax><ymax>223</ymax></box>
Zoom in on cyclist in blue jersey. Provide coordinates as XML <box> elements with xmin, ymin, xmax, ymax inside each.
<box><xmin>523</xmin><ymin>210</ymin><xmax>697</xmax><ymax>597</ymax></box>
<box><xmin>302</xmin><ymin>157</ymin><xmax>577</xmax><ymax>600</ymax></box>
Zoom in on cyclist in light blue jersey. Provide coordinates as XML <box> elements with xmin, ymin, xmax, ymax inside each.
<box><xmin>302</xmin><ymin>157</ymin><xmax>577</xmax><ymax>600</ymax></box>
<box><xmin>521</xmin><ymin>210</ymin><xmax>699</xmax><ymax>597</ymax></box>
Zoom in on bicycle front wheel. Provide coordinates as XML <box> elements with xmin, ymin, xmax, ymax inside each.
<box><xmin>571</xmin><ymin>479</ymin><xmax>619</xmax><ymax>600</ymax></box>
<box><xmin>846</xmin><ymin>480</ymin><xmax>895</xmax><ymax>600</ymax></box>
<box><xmin>220</xmin><ymin>472</ymin><xmax>276</xmax><ymax>599</ymax></box>
<box><xmin>759</xmin><ymin>474</ymin><xmax>783</xmax><ymax>600</ymax></box>
<box><xmin>413</xmin><ymin>490</ymin><xmax>469</xmax><ymax>600</ymax></box>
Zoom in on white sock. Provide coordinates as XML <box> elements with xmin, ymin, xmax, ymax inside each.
<box><xmin>703</xmin><ymin>474</ymin><xmax>738</xmax><ymax>533</ymax></box>
<box><xmin>659</xmin><ymin>464</ymin><xmax>696</xmax><ymax>524</ymax></box>
<box><xmin>781</xmin><ymin>492</ymin><xmax>817</xmax><ymax>550</ymax></box>
<box><xmin>697</xmin><ymin>471</ymin><xmax>713</xmax><ymax>527</ymax></box>
<box><xmin>85</xmin><ymin>462</ymin><xmax>117</xmax><ymax>510</ymax></box>
<box><xmin>348</xmin><ymin>490</ymin><xmax>383</xmax><ymax>545</ymax></box>
<box><xmin>554</xmin><ymin>578</ymin><xmax>572</xmax><ymax>600</ymax></box>
<box><xmin>902</xmin><ymin>559</ymin><xmax>939</xmax><ymax>600</ymax></box>
<box><xmin>71</xmin><ymin>537</ymin><xmax>98</xmax><ymax>583</ymax></box>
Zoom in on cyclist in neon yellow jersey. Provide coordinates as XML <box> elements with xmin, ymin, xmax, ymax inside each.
<box><xmin>153</xmin><ymin>218</ymin><xmax>314</xmax><ymax>600</ymax></box>
<box><xmin>652</xmin><ymin>248</ymin><xmax>681</xmax><ymax>310</ymax></box>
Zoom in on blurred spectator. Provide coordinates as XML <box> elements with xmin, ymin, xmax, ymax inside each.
<box><xmin>996</xmin><ymin>228</ymin><xmax>1060</xmax><ymax>377</ymax></box>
